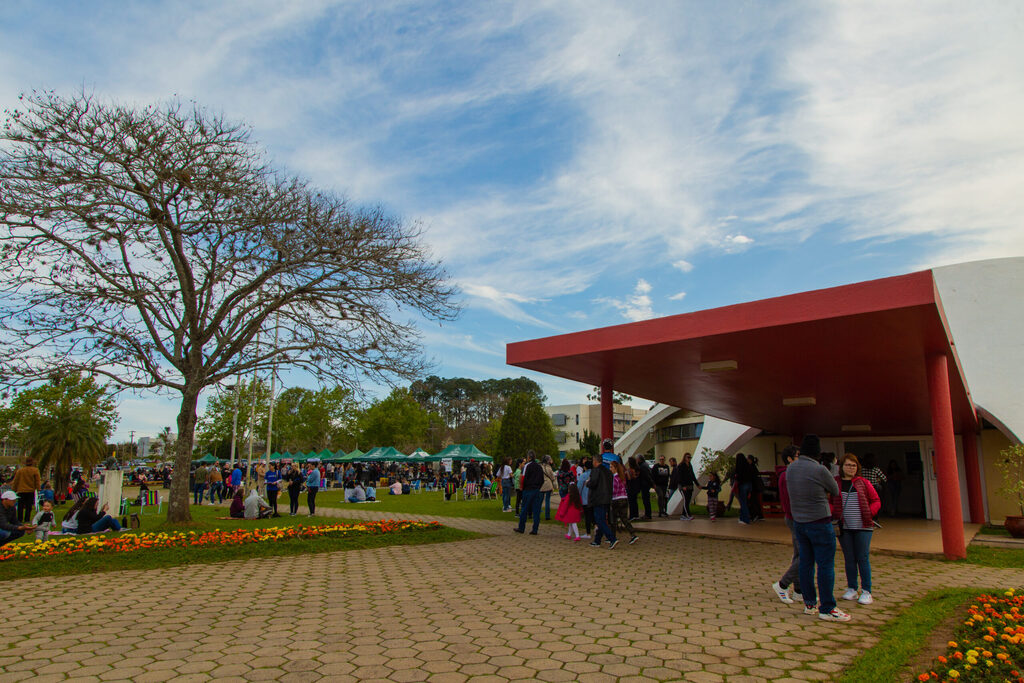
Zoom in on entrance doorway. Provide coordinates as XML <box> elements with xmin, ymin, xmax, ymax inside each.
<box><xmin>842</xmin><ymin>440</ymin><xmax>925</xmax><ymax>518</ymax></box>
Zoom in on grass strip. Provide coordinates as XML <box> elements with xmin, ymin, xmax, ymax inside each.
<box><xmin>0</xmin><ymin>524</ymin><xmax>478</xmax><ymax>582</ymax></box>
<box><xmin>839</xmin><ymin>588</ymin><xmax>982</xmax><ymax>683</ymax></box>
<box><xmin>963</xmin><ymin>545</ymin><xmax>1024</xmax><ymax>568</ymax></box>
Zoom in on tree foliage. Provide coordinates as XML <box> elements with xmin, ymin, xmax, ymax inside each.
<box><xmin>0</xmin><ymin>372</ymin><xmax>119</xmax><ymax>489</ymax></box>
<box><xmin>586</xmin><ymin>386</ymin><xmax>633</xmax><ymax>404</ymax></box>
<box><xmin>358</xmin><ymin>388</ymin><xmax>440</xmax><ymax>453</ymax></box>
<box><xmin>0</xmin><ymin>92</ymin><xmax>458</xmax><ymax>522</ymax></box>
<box><xmin>579</xmin><ymin>429</ymin><xmax>601</xmax><ymax>457</ymax></box>
<box><xmin>493</xmin><ymin>392</ymin><xmax>558</xmax><ymax>466</ymax></box>
<box><xmin>272</xmin><ymin>385</ymin><xmax>359</xmax><ymax>453</ymax></box>
<box><xmin>409</xmin><ymin>375</ymin><xmax>545</xmax><ymax>428</ymax></box>
<box><xmin>195</xmin><ymin>380</ymin><xmax>270</xmax><ymax>460</ymax></box>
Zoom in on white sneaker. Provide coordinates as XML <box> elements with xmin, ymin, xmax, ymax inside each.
<box><xmin>819</xmin><ymin>608</ymin><xmax>852</xmax><ymax>622</ymax></box>
<box><xmin>803</xmin><ymin>604</ymin><xmax>817</xmax><ymax>615</ymax></box>
<box><xmin>841</xmin><ymin>587</ymin><xmax>858</xmax><ymax>601</ymax></box>
<box><xmin>858</xmin><ymin>591</ymin><xmax>873</xmax><ymax>605</ymax></box>
<box><xmin>772</xmin><ymin>581</ymin><xmax>794</xmax><ymax>604</ymax></box>
<box><xmin>579</xmin><ymin>534</ymin><xmax>590</xmax><ymax>539</ymax></box>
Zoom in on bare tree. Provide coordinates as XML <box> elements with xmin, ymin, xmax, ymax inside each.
<box><xmin>0</xmin><ymin>92</ymin><xmax>458</xmax><ymax>521</ymax></box>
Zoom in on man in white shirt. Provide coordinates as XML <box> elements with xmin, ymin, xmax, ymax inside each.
<box><xmin>498</xmin><ymin>462</ymin><xmax>514</xmax><ymax>512</ymax></box>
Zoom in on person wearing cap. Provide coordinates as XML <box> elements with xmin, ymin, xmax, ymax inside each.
<box><xmin>0</xmin><ymin>490</ymin><xmax>36</xmax><ymax>547</ymax></box>
<box><xmin>786</xmin><ymin>434</ymin><xmax>850</xmax><ymax>622</ymax></box>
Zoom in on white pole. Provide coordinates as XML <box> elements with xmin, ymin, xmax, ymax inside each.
<box><xmin>246</xmin><ymin>332</ymin><xmax>261</xmax><ymax>492</ymax></box>
<box><xmin>263</xmin><ymin>315</ymin><xmax>280</xmax><ymax>492</ymax></box>
<box><xmin>229</xmin><ymin>382</ymin><xmax>241</xmax><ymax>470</ymax></box>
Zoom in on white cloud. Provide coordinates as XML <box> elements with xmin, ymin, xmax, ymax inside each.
<box><xmin>778</xmin><ymin>2</ymin><xmax>1024</xmax><ymax>266</ymax></box>
<box><xmin>672</xmin><ymin>259</ymin><xmax>694</xmax><ymax>273</ymax></box>
<box><xmin>600</xmin><ymin>279</ymin><xmax>658</xmax><ymax>322</ymax></box>
<box><xmin>668</xmin><ymin>291</ymin><xmax>687</xmax><ymax>301</ymax></box>
<box><xmin>458</xmin><ymin>281</ymin><xmax>556</xmax><ymax>328</ymax></box>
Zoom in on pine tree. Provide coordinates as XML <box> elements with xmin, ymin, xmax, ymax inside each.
<box><xmin>494</xmin><ymin>393</ymin><xmax>558</xmax><ymax>465</ymax></box>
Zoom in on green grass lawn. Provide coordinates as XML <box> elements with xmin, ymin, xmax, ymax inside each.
<box><xmin>0</xmin><ymin>503</ymin><xmax>479</xmax><ymax>582</ymax></box>
<box><xmin>314</xmin><ymin>487</ymin><xmax>562</xmax><ymax>523</ymax></box>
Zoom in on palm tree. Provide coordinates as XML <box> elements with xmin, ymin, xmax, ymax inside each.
<box><xmin>24</xmin><ymin>403</ymin><xmax>108</xmax><ymax>498</ymax></box>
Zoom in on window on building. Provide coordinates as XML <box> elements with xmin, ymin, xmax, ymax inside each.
<box><xmin>552</xmin><ymin>413</ymin><xmax>567</xmax><ymax>426</ymax></box>
<box><xmin>656</xmin><ymin>422</ymin><xmax>704</xmax><ymax>443</ymax></box>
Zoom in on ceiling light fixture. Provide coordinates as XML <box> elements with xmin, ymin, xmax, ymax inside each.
<box><xmin>782</xmin><ymin>396</ymin><xmax>816</xmax><ymax>407</ymax></box>
<box><xmin>700</xmin><ymin>360</ymin><xmax>738</xmax><ymax>372</ymax></box>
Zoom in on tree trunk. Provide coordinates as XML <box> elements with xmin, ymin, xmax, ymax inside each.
<box><xmin>167</xmin><ymin>384</ymin><xmax>202</xmax><ymax>523</ymax></box>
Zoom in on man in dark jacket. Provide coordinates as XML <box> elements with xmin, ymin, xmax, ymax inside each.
<box><xmin>651</xmin><ymin>455</ymin><xmax>671</xmax><ymax>517</ymax></box>
<box><xmin>587</xmin><ymin>453</ymin><xmax>618</xmax><ymax>549</ymax></box>
<box><xmin>636</xmin><ymin>455</ymin><xmax>654</xmax><ymax>520</ymax></box>
<box><xmin>513</xmin><ymin>451</ymin><xmax>544</xmax><ymax>535</ymax></box>
<box><xmin>0</xmin><ymin>490</ymin><xmax>34</xmax><ymax>546</ymax></box>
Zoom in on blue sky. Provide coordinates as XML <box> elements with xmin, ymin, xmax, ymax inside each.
<box><xmin>3</xmin><ymin>1</ymin><xmax>1023</xmax><ymax>440</ymax></box>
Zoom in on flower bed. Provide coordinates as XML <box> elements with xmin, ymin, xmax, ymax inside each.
<box><xmin>917</xmin><ymin>590</ymin><xmax>1024</xmax><ymax>682</ymax></box>
<box><xmin>0</xmin><ymin>520</ymin><xmax>441</xmax><ymax>561</ymax></box>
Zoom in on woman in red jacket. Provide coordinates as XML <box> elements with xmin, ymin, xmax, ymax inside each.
<box><xmin>832</xmin><ymin>453</ymin><xmax>881</xmax><ymax>605</ymax></box>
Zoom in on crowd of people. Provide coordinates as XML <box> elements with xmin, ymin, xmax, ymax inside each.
<box><xmin>499</xmin><ymin>435</ymin><xmax>881</xmax><ymax>624</ymax></box>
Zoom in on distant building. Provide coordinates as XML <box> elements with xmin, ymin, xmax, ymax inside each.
<box><xmin>1</xmin><ymin>440</ymin><xmax>23</xmax><ymax>461</ymax></box>
<box><xmin>137</xmin><ymin>432</ymin><xmax>177</xmax><ymax>461</ymax></box>
<box><xmin>545</xmin><ymin>403</ymin><xmax>648</xmax><ymax>456</ymax></box>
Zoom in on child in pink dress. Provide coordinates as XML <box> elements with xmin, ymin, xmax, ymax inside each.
<box><xmin>555</xmin><ymin>482</ymin><xmax>584</xmax><ymax>540</ymax></box>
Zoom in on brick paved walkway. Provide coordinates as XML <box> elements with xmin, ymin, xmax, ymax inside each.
<box><xmin>4</xmin><ymin>509</ymin><xmax>1023</xmax><ymax>682</ymax></box>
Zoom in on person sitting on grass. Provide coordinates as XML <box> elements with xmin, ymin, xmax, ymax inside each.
<box><xmin>229</xmin><ymin>487</ymin><xmax>246</xmax><ymax>519</ymax></box>
<box><xmin>347</xmin><ymin>483</ymin><xmax>366</xmax><ymax>503</ymax></box>
<box><xmin>0</xmin><ymin>490</ymin><xmax>35</xmax><ymax>547</ymax></box>
<box><xmin>365</xmin><ymin>485</ymin><xmax>376</xmax><ymax>501</ymax></box>
<box><xmin>390</xmin><ymin>480</ymin><xmax>403</xmax><ymax>495</ymax></box>
<box><xmin>61</xmin><ymin>497</ymin><xmax>86</xmax><ymax>533</ymax></box>
<box><xmin>244</xmin><ymin>488</ymin><xmax>272</xmax><ymax>520</ymax></box>
<box><xmin>75</xmin><ymin>498</ymin><xmax>123</xmax><ymax>534</ymax></box>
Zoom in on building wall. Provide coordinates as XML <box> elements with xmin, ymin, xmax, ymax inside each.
<box><xmin>981</xmin><ymin>426</ymin><xmax>1016</xmax><ymax>523</ymax></box>
<box><xmin>546</xmin><ymin>403</ymin><xmax>648</xmax><ymax>454</ymax></box>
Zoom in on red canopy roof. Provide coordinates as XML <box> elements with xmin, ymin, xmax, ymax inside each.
<box><xmin>507</xmin><ymin>270</ymin><xmax>976</xmax><ymax>437</ymax></box>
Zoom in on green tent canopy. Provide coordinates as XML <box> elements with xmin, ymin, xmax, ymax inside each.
<box><xmin>337</xmin><ymin>449</ymin><xmax>364</xmax><ymax>463</ymax></box>
<box><xmin>407</xmin><ymin>448</ymin><xmax>431</xmax><ymax>462</ymax></box>
<box><xmin>428</xmin><ymin>444</ymin><xmax>493</xmax><ymax>462</ymax></box>
<box><xmin>364</xmin><ymin>446</ymin><xmax>406</xmax><ymax>462</ymax></box>
<box><xmin>192</xmin><ymin>453</ymin><xmax>219</xmax><ymax>464</ymax></box>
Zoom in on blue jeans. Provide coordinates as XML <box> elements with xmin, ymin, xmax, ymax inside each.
<box><xmin>193</xmin><ymin>483</ymin><xmax>206</xmax><ymax>505</ymax></box>
<box><xmin>517</xmin><ymin>489</ymin><xmax>542</xmax><ymax>533</ymax></box>
<box><xmin>592</xmin><ymin>504</ymin><xmax>616</xmax><ymax>544</ymax></box>
<box><xmin>209</xmin><ymin>481</ymin><xmax>223</xmax><ymax>503</ymax></box>
<box><xmin>794</xmin><ymin>520</ymin><xmax>837</xmax><ymax>614</ymax></box>
<box><xmin>738</xmin><ymin>481</ymin><xmax>752</xmax><ymax>523</ymax></box>
<box><xmin>501</xmin><ymin>479</ymin><xmax>513</xmax><ymax>509</ymax></box>
<box><xmin>0</xmin><ymin>527</ymin><xmax>25</xmax><ymax>547</ymax></box>
<box><xmin>838</xmin><ymin>529</ymin><xmax>873</xmax><ymax>591</ymax></box>
<box><xmin>542</xmin><ymin>490</ymin><xmax>552</xmax><ymax>519</ymax></box>
<box><xmin>91</xmin><ymin>515</ymin><xmax>122</xmax><ymax>532</ymax></box>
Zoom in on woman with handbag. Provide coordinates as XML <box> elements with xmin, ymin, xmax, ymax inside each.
<box><xmin>832</xmin><ymin>453</ymin><xmax>881</xmax><ymax>605</ymax></box>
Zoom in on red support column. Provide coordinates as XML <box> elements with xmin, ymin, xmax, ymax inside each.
<box><xmin>962</xmin><ymin>429</ymin><xmax>986</xmax><ymax>524</ymax></box>
<box><xmin>926</xmin><ymin>353</ymin><xmax>966</xmax><ymax>560</ymax></box>
<box><xmin>601</xmin><ymin>381</ymin><xmax>613</xmax><ymax>444</ymax></box>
